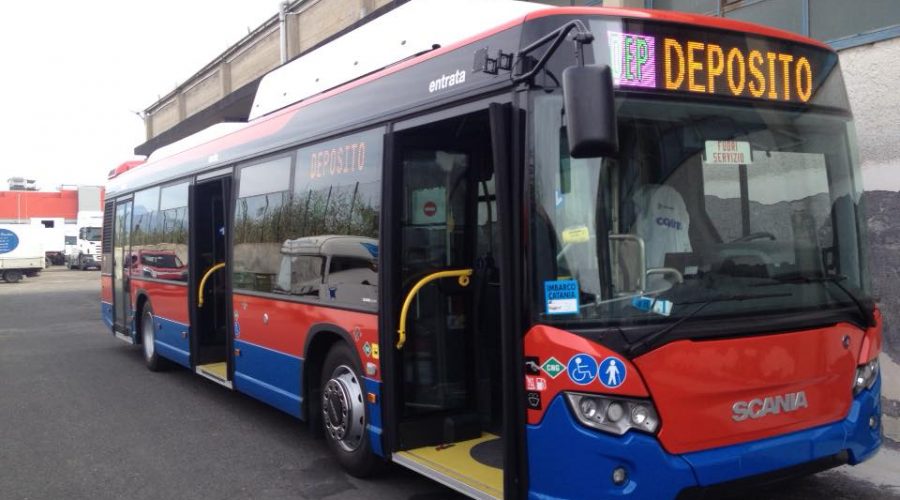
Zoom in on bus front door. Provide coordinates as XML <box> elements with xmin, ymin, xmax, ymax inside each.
<box><xmin>189</xmin><ymin>175</ymin><xmax>233</xmax><ymax>387</ymax></box>
<box><xmin>112</xmin><ymin>199</ymin><xmax>133</xmax><ymax>338</ymax></box>
<box><xmin>386</xmin><ymin>109</ymin><xmax>507</xmax><ymax>498</ymax></box>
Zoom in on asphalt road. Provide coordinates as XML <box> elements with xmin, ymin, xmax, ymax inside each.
<box><xmin>0</xmin><ymin>269</ymin><xmax>896</xmax><ymax>499</ymax></box>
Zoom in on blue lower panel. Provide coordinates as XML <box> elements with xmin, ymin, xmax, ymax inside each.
<box><xmin>234</xmin><ymin>340</ymin><xmax>302</xmax><ymax>418</ymax></box>
<box><xmin>153</xmin><ymin>316</ymin><xmax>191</xmax><ymax>368</ymax></box>
<box><xmin>364</xmin><ymin>378</ymin><xmax>384</xmax><ymax>457</ymax></box>
<box><xmin>527</xmin><ymin>376</ymin><xmax>882</xmax><ymax>499</ymax></box>
<box><xmin>528</xmin><ymin>396</ymin><xmax>696</xmax><ymax>499</ymax></box>
<box><xmin>101</xmin><ymin>302</ymin><xmax>113</xmax><ymax>330</ymax></box>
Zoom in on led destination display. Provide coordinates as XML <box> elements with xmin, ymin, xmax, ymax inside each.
<box><xmin>602</xmin><ymin>22</ymin><xmax>840</xmax><ymax>107</ymax></box>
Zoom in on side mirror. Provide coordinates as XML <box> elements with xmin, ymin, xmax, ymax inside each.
<box><xmin>562</xmin><ymin>64</ymin><xmax>618</xmax><ymax>158</ymax></box>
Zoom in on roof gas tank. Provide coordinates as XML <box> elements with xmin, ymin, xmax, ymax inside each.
<box><xmin>249</xmin><ymin>0</ymin><xmax>546</xmax><ymax>120</ymax></box>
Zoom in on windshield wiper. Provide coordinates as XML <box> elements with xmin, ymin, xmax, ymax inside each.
<box><xmin>625</xmin><ymin>291</ymin><xmax>792</xmax><ymax>356</ymax></box>
<box><xmin>752</xmin><ymin>273</ymin><xmax>875</xmax><ymax>327</ymax></box>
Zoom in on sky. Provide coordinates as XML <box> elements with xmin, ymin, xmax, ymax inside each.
<box><xmin>0</xmin><ymin>1</ymin><xmax>279</xmax><ymax>190</ymax></box>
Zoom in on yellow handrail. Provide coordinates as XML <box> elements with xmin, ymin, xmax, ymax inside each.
<box><xmin>198</xmin><ymin>262</ymin><xmax>226</xmax><ymax>308</ymax></box>
<box><xmin>396</xmin><ymin>268</ymin><xmax>473</xmax><ymax>349</ymax></box>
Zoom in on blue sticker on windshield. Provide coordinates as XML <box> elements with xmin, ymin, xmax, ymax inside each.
<box><xmin>545</xmin><ymin>280</ymin><xmax>579</xmax><ymax>315</ymax></box>
<box><xmin>631</xmin><ymin>296</ymin><xmax>673</xmax><ymax>316</ymax></box>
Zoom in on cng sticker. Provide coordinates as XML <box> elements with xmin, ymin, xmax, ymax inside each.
<box><xmin>541</xmin><ymin>357</ymin><xmax>565</xmax><ymax>379</ymax></box>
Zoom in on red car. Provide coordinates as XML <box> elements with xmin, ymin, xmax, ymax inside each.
<box><xmin>130</xmin><ymin>250</ymin><xmax>187</xmax><ymax>281</ymax></box>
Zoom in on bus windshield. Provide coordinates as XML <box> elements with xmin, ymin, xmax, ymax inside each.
<box><xmin>531</xmin><ymin>93</ymin><xmax>870</xmax><ymax>332</ymax></box>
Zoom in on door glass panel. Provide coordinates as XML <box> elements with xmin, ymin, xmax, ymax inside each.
<box><xmin>113</xmin><ymin>201</ymin><xmax>132</xmax><ymax>331</ymax></box>
<box><xmin>401</xmin><ymin>148</ymin><xmax>471</xmax><ymax>415</ymax></box>
<box><xmin>395</xmin><ymin>111</ymin><xmax>499</xmax><ymax>421</ymax></box>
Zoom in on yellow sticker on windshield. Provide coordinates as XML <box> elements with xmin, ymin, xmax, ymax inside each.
<box><xmin>561</xmin><ymin>226</ymin><xmax>591</xmax><ymax>244</ymax></box>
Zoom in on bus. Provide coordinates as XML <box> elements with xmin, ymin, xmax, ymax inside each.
<box><xmin>100</xmin><ymin>1</ymin><xmax>883</xmax><ymax>498</ymax></box>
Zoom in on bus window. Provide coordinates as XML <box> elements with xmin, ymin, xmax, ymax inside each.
<box><xmin>293</xmin><ymin>128</ymin><xmax>382</xmax><ymax>242</ymax></box>
<box><xmin>131</xmin><ymin>187</ymin><xmax>161</xmax><ymax>277</ymax></box>
<box><xmin>155</xmin><ymin>182</ymin><xmax>190</xmax><ymax>282</ymax></box>
<box><xmin>233</xmin><ymin>156</ymin><xmax>293</xmax><ymax>293</ymax></box>
<box><xmin>264</xmin><ymin>128</ymin><xmax>382</xmax><ymax>308</ymax></box>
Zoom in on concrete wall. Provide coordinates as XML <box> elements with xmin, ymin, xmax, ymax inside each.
<box><xmin>296</xmin><ymin>0</ymin><xmax>392</xmax><ymax>53</ymax></box>
<box><xmin>229</xmin><ymin>28</ymin><xmax>281</xmax><ymax>91</ymax></box>
<box><xmin>840</xmin><ymin>36</ymin><xmax>900</xmax><ymax>444</ymax></box>
<box><xmin>183</xmin><ymin>70</ymin><xmax>224</xmax><ymax>118</ymax></box>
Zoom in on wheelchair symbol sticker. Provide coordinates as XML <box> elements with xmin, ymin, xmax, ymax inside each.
<box><xmin>599</xmin><ymin>356</ymin><xmax>627</xmax><ymax>388</ymax></box>
<box><xmin>566</xmin><ymin>354</ymin><xmax>598</xmax><ymax>385</ymax></box>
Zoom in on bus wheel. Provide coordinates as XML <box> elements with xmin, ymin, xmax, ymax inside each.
<box><xmin>3</xmin><ymin>270</ymin><xmax>23</xmax><ymax>283</ymax></box>
<box><xmin>320</xmin><ymin>342</ymin><xmax>380</xmax><ymax>477</ymax></box>
<box><xmin>141</xmin><ymin>304</ymin><xmax>166</xmax><ymax>371</ymax></box>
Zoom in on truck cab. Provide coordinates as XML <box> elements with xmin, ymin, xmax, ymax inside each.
<box><xmin>66</xmin><ymin>225</ymin><xmax>102</xmax><ymax>270</ymax></box>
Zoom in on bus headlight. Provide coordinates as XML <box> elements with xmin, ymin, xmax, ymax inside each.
<box><xmin>565</xmin><ymin>392</ymin><xmax>660</xmax><ymax>435</ymax></box>
<box><xmin>853</xmin><ymin>358</ymin><xmax>879</xmax><ymax>395</ymax></box>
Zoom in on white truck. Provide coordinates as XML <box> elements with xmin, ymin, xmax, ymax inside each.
<box><xmin>65</xmin><ymin>213</ymin><xmax>102</xmax><ymax>270</ymax></box>
<box><xmin>0</xmin><ymin>225</ymin><xmax>44</xmax><ymax>283</ymax></box>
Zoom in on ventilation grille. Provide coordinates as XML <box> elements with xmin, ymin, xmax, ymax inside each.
<box><xmin>101</xmin><ymin>201</ymin><xmax>114</xmax><ymax>254</ymax></box>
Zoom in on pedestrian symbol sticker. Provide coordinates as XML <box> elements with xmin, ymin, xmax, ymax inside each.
<box><xmin>566</xmin><ymin>354</ymin><xmax>597</xmax><ymax>385</ymax></box>
<box><xmin>599</xmin><ymin>356</ymin><xmax>626</xmax><ymax>388</ymax></box>
<box><xmin>541</xmin><ymin>357</ymin><xmax>566</xmax><ymax>379</ymax></box>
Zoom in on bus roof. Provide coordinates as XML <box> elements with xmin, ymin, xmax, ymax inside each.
<box><xmin>108</xmin><ymin>1</ymin><xmax>833</xmax><ymax>197</ymax></box>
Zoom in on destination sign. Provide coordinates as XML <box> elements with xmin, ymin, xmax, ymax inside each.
<box><xmin>600</xmin><ymin>21</ymin><xmax>840</xmax><ymax>107</ymax></box>
<box><xmin>662</xmin><ymin>39</ymin><xmax>812</xmax><ymax>103</ymax></box>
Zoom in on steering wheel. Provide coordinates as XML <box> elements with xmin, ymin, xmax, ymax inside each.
<box><xmin>731</xmin><ymin>231</ymin><xmax>776</xmax><ymax>243</ymax></box>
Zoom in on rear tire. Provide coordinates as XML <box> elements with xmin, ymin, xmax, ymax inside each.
<box><xmin>3</xmin><ymin>270</ymin><xmax>23</xmax><ymax>283</ymax></box>
<box><xmin>140</xmin><ymin>304</ymin><xmax>166</xmax><ymax>371</ymax></box>
<box><xmin>320</xmin><ymin>342</ymin><xmax>381</xmax><ymax>477</ymax></box>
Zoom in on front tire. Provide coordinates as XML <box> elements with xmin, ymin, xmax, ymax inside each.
<box><xmin>140</xmin><ymin>304</ymin><xmax>166</xmax><ymax>371</ymax></box>
<box><xmin>3</xmin><ymin>270</ymin><xmax>23</xmax><ymax>283</ymax></box>
<box><xmin>320</xmin><ymin>342</ymin><xmax>380</xmax><ymax>477</ymax></box>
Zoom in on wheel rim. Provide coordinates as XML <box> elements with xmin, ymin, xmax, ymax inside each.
<box><xmin>322</xmin><ymin>364</ymin><xmax>365</xmax><ymax>452</ymax></box>
<box><xmin>141</xmin><ymin>311</ymin><xmax>155</xmax><ymax>361</ymax></box>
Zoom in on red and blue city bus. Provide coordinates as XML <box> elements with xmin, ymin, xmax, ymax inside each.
<box><xmin>100</xmin><ymin>1</ymin><xmax>883</xmax><ymax>498</ymax></box>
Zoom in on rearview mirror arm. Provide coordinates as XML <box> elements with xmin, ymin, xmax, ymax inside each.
<box><xmin>512</xmin><ymin>20</ymin><xmax>594</xmax><ymax>85</ymax></box>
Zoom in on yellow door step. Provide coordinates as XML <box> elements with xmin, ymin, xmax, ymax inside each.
<box><xmin>196</xmin><ymin>362</ymin><xmax>231</xmax><ymax>388</ymax></box>
<box><xmin>393</xmin><ymin>433</ymin><xmax>502</xmax><ymax>500</ymax></box>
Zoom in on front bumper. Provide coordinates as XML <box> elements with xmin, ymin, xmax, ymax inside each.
<box><xmin>527</xmin><ymin>375</ymin><xmax>881</xmax><ymax>499</ymax></box>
